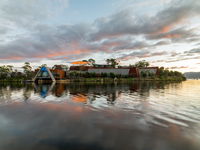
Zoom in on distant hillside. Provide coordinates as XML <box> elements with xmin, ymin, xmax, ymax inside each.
<box><xmin>184</xmin><ymin>72</ymin><xmax>200</xmax><ymax>79</ymax></box>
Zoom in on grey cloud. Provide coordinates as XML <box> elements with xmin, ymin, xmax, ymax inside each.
<box><xmin>153</xmin><ymin>41</ymin><xmax>171</xmax><ymax>46</ymax></box>
<box><xmin>167</xmin><ymin>56</ymin><xmax>200</xmax><ymax>62</ymax></box>
<box><xmin>184</xmin><ymin>48</ymin><xmax>200</xmax><ymax>54</ymax></box>
<box><xmin>151</xmin><ymin>48</ymin><xmax>200</xmax><ymax>63</ymax></box>
<box><xmin>112</xmin><ymin>41</ymin><xmax>149</xmax><ymax>51</ymax></box>
<box><xmin>153</xmin><ymin>55</ymin><xmax>200</xmax><ymax>63</ymax></box>
<box><xmin>0</xmin><ymin>27</ymin><xmax>8</xmax><ymax>35</ymax></box>
<box><xmin>90</xmin><ymin>0</ymin><xmax>200</xmax><ymax>41</ymax></box>
<box><xmin>0</xmin><ymin>0</ymin><xmax>48</xmax><ymax>28</ymax></box>
<box><xmin>0</xmin><ymin>24</ymin><xmax>91</xmax><ymax>60</ymax></box>
<box><xmin>146</xmin><ymin>28</ymin><xmax>196</xmax><ymax>41</ymax></box>
<box><xmin>0</xmin><ymin>0</ymin><xmax>200</xmax><ymax>63</ymax></box>
<box><xmin>119</xmin><ymin>50</ymin><xmax>168</xmax><ymax>61</ymax></box>
<box><xmin>168</xmin><ymin>66</ymin><xmax>188</xmax><ymax>69</ymax></box>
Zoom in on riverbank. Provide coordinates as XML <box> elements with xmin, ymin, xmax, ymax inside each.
<box><xmin>67</xmin><ymin>76</ymin><xmax>186</xmax><ymax>83</ymax></box>
<box><xmin>0</xmin><ymin>76</ymin><xmax>186</xmax><ymax>83</ymax></box>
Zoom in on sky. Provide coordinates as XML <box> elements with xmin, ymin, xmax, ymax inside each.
<box><xmin>0</xmin><ymin>0</ymin><xmax>200</xmax><ymax>72</ymax></box>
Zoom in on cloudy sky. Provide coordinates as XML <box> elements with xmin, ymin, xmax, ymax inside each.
<box><xmin>0</xmin><ymin>0</ymin><xmax>200</xmax><ymax>72</ymax></box>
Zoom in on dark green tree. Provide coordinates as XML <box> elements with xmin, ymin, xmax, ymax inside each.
<box><xmin>88</xmin><ymin>58</ymin><xmax>95</xmax><ymax>65</ymax></box>
<box><xmin>134</xmin><ymin>60</ymin><xmax>150</xmax><ymax>68</ymax></box>
<box><xmin>106</xmin><ymin>58</ymin><xmax>119</xmax><ymax>67</ymax></box>
<box><xmin>22</xmin><ymin>62</ymin><xmax>32</xmax><ymax>78</ymax></box>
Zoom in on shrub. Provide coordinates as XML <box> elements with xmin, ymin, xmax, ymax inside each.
<box><xmin>109</xmin><ymin>72</ymin><xmax>115</xmax><ymax>78</ymax></box>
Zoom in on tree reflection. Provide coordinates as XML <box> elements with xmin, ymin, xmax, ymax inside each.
<box><xmin>0</xmin><ymin>81</ymin><xmax>182</xmax><ymax>104</ymax></box>
<box><xmin>23</xmin><ymin>84</ymin><xmax>34</xmax><ymax>102</ymax></box>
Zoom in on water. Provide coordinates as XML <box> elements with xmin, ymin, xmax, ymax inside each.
<box><xmin>0</xmin><ymin>80</ymin><xmax>200</xmax><ymax>150</ymax></box>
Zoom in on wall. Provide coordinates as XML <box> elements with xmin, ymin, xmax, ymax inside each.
<box><xmin>88</xmin><ymin>68</ymin><xmax>130</xmax><ymax>76</ymax></box>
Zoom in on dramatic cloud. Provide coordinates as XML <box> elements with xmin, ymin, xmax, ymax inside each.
<box><xmin>119</xmin><ymin>51</ymin><xmax>168</xmax><ymax>61</ymax></box>
<box><xmin>0</xmin><ymin>0</ymin><xmax>200</xmax><ymax>72</ymax></box>
<box><xmin>146</xmin><ymin>28</ymin><xmax>197</xmax><ymax>41</ymax></box>
<box><xmin>0</xmin><ymin>0</ymin><xmax>69</xmax><ymax>27</ymax></box>
<box><xmin>168</xmin><ymin>66</ymin><xmax>188</xmax><ymax>69</ymax></box>
<box><xmin>91</xmin><ymin>0</ymin><xmax>200</xmax><ymax>41</ymax></box>
<box><xmin>185</xmin><ymin>48</ymin><xmax>200</xmax><ymax>54</ymax></box>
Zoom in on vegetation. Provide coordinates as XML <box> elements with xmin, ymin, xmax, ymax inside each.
<box><xmin>88</xmin><ymin>58</ymin><xmax>95</xmax><ymax>65</ymax></box>
<box><xmin>0</xmin><ymin>62</ymin><xmax>38</xmax><ymax>81</ymax></box>
<box><xmin>82</xmin><ymin>58</ymin><xmax>96</xmax><ymax>65</ymax></box>
<box><xmin>0</xmin><ymin>65</ymin><xmax>24</xmax><ymax>81</ymax></box>
<box><xmin>134</xmin><ymin>60</ymin><xmax>150</xmax><ymax>68</ymax></box>
<box><xmin>22</xmin><ymin>62</ymin><xmax>33</xmax><ymax>79</ymax></box>
<box><xmin>52</xmin><ymin>64</ymin><xmax>68</xmax><ymax>71</ymax></box>
<box><xmin>0</xmin><ymin>60</ymin><xmax>186</xmax><ymax>82</ymax></box>
<box><xmin>138</xmin><ymin>67</ymin><xmax>186</xmax><ymax>81</ymax></box>
<box><xmin>106</xmin><ymin>58</ymin><xmax>119</xmax><ymax>67</ymax></box>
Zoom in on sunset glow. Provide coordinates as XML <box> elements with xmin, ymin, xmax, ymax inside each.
<box><xmin>0</xmin><ymin>0</ymin><xmax>200</xmax><ymax>72</ymax></box>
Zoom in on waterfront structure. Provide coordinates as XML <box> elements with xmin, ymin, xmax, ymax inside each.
<box><xmin>34</xmin><ymin>66</ymin><xmax>67</xmax><ymax>82</ymax></box>
<box><xmin>34</xmin><ymin>66</ymin><xmax>56</xmax><ymax>82</ymax></box>
<box><xmin>69</xmin><ymin>65</ymin><xmax>158</xmax><ymax>77</ymax></box>
<box><xmin>34</xmin><ymin>64</ymin><xmax>159</xmax><ymax>82</ymax></box>
<box><xmin>88</xmin><ymin>67</ymin><xmax>139</xmax><ymax>77</ymax></box>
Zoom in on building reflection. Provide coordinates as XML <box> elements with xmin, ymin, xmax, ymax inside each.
<box><xmin>72</xmin><ymin>94</ymin><xmax>88</xmax><ymax>103</ymax></box>
<box><xmin>34</xmin><ymin>83</ymin><xmax>55</xmax><ymax>98</ymax></box>
<box><xmin>32</xmin><ymin>81</ymin><xmax>182</xmax><ymax>103</ymax></box>
<box><xmin>53</xmin><ymin>83</ymin><xmax>67</xmax><ymax>97</ymax></box>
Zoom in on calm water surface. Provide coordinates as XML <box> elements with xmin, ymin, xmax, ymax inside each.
<box><xmin>0</xmin><ymin>80</ymin><xmax>200</xmax><ymax>150</ymax></box>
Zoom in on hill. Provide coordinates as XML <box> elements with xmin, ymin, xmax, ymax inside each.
<box><xmin>184</xmin><ymin>72</ymin><xmax>200</xmax><ymax>79</ymax></box>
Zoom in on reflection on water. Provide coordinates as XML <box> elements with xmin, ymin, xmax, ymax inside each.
<box><xmin>0</xmin><ymin>80</ymin><xmax>200</xmax><ymax>150</ymax></box>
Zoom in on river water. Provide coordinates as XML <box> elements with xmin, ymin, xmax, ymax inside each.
<box><xmin>0</xmin><ymin>80</ymin><xmax>200</xmax><ymax>150</ymax></box>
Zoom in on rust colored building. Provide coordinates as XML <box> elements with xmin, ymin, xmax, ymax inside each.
<box><xmin>51</xmin><ymin>69</ymin><xmax>66</xmax><ymax>80</ymax></box>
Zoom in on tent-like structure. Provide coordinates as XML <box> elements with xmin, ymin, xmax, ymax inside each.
<box><xmin>33</xmin><ymin>66</ymin><xmax>56</xmax><ymax>82</ymax></box>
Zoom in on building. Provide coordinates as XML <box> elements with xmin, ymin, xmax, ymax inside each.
<box><xmin>69</xmin><ymin>65</ymin><xmax>159</xmax><ymax>78</ymax></box>
<box><xmin>34</xmin><ymin>66</ymin><xmax>67</xmax><ymax>82</ymax></box>
<box><xmin>34</xmin><ymin>64</ymin><xmax>160</xmax><ymax>83</ymax></box>
<box><xmin>69</xmin><ymin>65</ymin><xmax>158</xmax><ymax>77</ymax></box>
<box><xmin>88</xmin><ymin>67</ymin><xmax>139</xmax><ymax>77</ymax></box>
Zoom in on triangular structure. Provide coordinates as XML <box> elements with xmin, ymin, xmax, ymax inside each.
<box><xmin>33</xmin><ymin>66</ymin><xmax>56</xmax><ymax>82</ymax></box>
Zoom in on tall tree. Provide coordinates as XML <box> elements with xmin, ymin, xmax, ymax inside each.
<box><xmin>52</xmin><ymin>64</ymin><xmax>68</xmax><ymax>71</ymax></box>
<box><xmin>106</xmin><ymin>59</ymin><xmax>111</xmax><ymax>65</ymax></box>
<box><xmin>7</xmin><ymin>65</ymin><xmax>13</xmax><ymax>72</ymax></box>
<box><xmin>0</xmin><ymin>65</ymin><xmax>14</xmax><ymax>79</ymax></box>
<box><xmin>106</xmin><ymin>58</ymin><xmax>119</xmax><ymax>67</ymax></box>
<box><xmin>88</xmin><ymin>58</ymin><xmax>95</xmax><ymax>65</ymax></box>
<box><xmin>22</xmin><ymin>62</ymin><xmax>32</xmax><ymax>77</ymax></box>
<box><xmin>134</xmin><ymin>60</ymin><xmax>150</xmax><ymax>68</ymax></box>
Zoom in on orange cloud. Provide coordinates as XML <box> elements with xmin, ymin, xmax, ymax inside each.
<box><xmin>0</xmin><ymin>48</ymin><xmax>92</xmax><ymax>61</ymax></box>
<box><xmin>153</xmin><ymin>18</ymin><xmax>185</xmax><ymax>35</ymax></box>
<box><xmin>0</xmin><ymin>56</ymin><xmax>24</xmax><ymax>60</ymax></box>
<box><xmin>160</xmin><ymin>25</ymin><xmax>173</xmax><ymax>33</ymax></box>
<box><xmin>36</xmin><ymin>49</ymin><xmax>91</xmax><ymax>59</ymax></box>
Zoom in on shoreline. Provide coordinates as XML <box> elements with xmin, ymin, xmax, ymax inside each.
<box><xmin>0</xmin><ymin>77</ymin><xmax>186</xmax><ymax>83</ymax></box>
